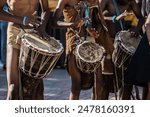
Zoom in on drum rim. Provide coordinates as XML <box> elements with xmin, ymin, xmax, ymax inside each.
<box><xmin>22</xmin><ymin>33</ymin><xmax>64</xmax><ymax>54</ymax></box>
<box><xmin>75</xmin><ymin>41</ymin><xmax>105</xmax><ymax>63</ymax></box>
<box><xmin>115</xmin><ymin>30</ymin><xmax>142</xmax><ymax>55</ymax></box>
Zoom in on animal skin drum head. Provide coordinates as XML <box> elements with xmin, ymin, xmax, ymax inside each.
<box><xmin>22</xmin><ymin>32</ymin><xmax>63</xmax><ymax>54</ymax></box>
<box><xmin>76</xmin><ymin>41</ymin><xmax>105</xmax><ymax>63</ymax></box>
<box><xmin>115</xmin><ymin>31</ymin><xmax>142</xmax><ymax>55</ymax></box>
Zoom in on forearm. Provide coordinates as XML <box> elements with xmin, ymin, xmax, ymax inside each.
<box><xmin>39</xmin><ymin>0</ymin><xmax>50</xmax><ymax>30</ymax></box>
<box><xmin>52</xmin><ymin>9</ymin><xmax>74</xmax><ymax>29</ymax></box>
<box><xmin>104</xmin><ymin>15</ymin><xmax>120</xmax><ymax>23</ymax></box>
<box><xmin>40</xmin><ymin>9</ymin><xmax>50</xmax><ymax>29</ymax></box>
<box><xmin>146</xmin><ymin>15</ymin><xmax>150</xmax><ymax>44</ymax></box>
<box><xmin>0</xmin><ymin>10</ymin><xmax>23</xmax><ymax>25</ymax></box>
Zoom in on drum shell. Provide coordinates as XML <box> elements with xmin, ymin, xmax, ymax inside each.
<box><xmin>112</xmin><ymin>42</ymin><xmax>132</xmax><ymax>68</ymax></box>
<box><xmin>112</xmin><ymin>31</ymin><xmax>141</xmax><ymax>68</ymax></box>
<box><xmin>75</xmin><ymin>41</ymin><xmax>105</xmax><ymax>73</ymax></box>
<box><xmin>19</xmin><ymin>35</ymin><xmax>63</xmax><ymax>79</ymax></box>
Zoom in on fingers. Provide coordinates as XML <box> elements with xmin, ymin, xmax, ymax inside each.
<box><xmin>123</xmin><ymin>10</ymin><xmax>133</xmax><ymax>17</ymax></box>
<box><xmin>130</xmin><ymin>31</ymin><xmax>138</xmax><ymax>37</ymax></box>
<box><xmin>26</xmin><ymin>17</ymin><xmax>41</xmax><ymax>28</ymax></box>
<box><xmin>86</xmin><ymin>27</ymin><xmax>99</xmax><ymax>38</ymax></box>
<box><xmin>77</xmin><ymin>20</ymin><xmax>84</xmax><ymax>27</ymax></box>
<box><xmin>32</xmin><ymin>11</ymin><xmax>38</xmax><ymax>16</ymax></box>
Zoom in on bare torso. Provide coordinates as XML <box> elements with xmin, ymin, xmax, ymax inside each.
<box><xmin>102</xmin><ymin>0</ymin><xmax>133</xmax><ymax>38</ymax></box>
<box><xmin>7</xmin><ymin>0</ymin><xmax>39</xmax><ymax>27</ymax></box>
<box><xmin>8</xmin><ymin>0</ymin><xmax>39</xmax><ymax>16</ymax></box>
<box><xmin>104</xmin><ymin>1</ymin><xmax>131</xmax><ymax>16</ymax></box>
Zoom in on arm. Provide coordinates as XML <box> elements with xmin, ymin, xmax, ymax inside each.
<box><xmin>99</xmin><ymin>0</ymin><xmax>124</xmax><ymax>23</ymax></box>
<box><xmin>146</xmin><ymin>14</ymin><xmax>150</xmax><ymax>45</ymax></box>
<box><xmin>52</xmin><ymin>0</ymin><xmax>73</xmax><ymax>28</ymax></box>
<box><xmin>0</xmin><ymin>1</ymin><xmax>40</xmax><ymax>27</ymax></box>
<box><xmin>39</xmin><ymin>0</ymin><xmax>50</xmax><ymax>29</ymax></box>
<box><xmin>99</xmin><ymin>0</ymin><xmax>108</xmax><ymax>11</ymax></box>
<box><xmin>0</xmin><ymin>0</ymin><xmax>23</xmax><ymax>24</ymax></box>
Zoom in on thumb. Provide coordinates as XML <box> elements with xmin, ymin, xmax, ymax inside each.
<box><xmin>32</xmin><ymin>11</ymin><xmax>38</xmax><ymax>16</ymax></box>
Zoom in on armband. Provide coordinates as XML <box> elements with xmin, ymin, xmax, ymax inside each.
<box><xmin>22</xmin><ymin>16</ymin><xmax>28</xmax><ymax>25</ymax></box>
<box><xmin>112</xmin><ymin>15</ymin><xmax>117</xmax><ymax>23</ymax></box>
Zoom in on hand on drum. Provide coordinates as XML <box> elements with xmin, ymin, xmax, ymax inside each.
<box><xmin>22</xmin><ymin>11</ymin><xmax>42</xmax><ymax>28</ymax></box>
<box><xmin>129</xmin><ymin>28</ymin><xmax>140</xmax><ymax>37</ymax></box>
<box><xmin>36</xmin><ymin>27</ymin><xmax>50</xmax><ymax>40</ymax></box>
<box><xmin>86</xmin><ymin>27</ymin><xmax>99</xmax><ymax>38</ymax></box>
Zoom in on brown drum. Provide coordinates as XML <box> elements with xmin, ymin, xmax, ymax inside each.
<box><xmin>19</xmin><ymin>32</ymin><xmax>64</xmax><ymax>79</ymax></box>
<box><xmin>75</xmin><ymin>40</ymin><xmax>105</xmax><ymax>73</ymax></box>
<box><xmin>112</xmin><ymin>31</ymin><xmax>141</xmax><ymax>68</ymax></box>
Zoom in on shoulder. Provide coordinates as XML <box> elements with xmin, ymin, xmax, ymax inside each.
<box><xmin>99</xmin><ymin>0</ymin><xmax>108</xmax><ymax>3</ymax></box>
<box><xmin>0</xmin><ymin>0</ymin><xmax>7</xmax><ymax>9</ymax></box>
<box><xmin>129</xmin><ymin>0</ymin><xmax>136</xmax><ymax>5</ymax></box>
<box><xmin>99</xmin><ymin>0</ymin><xmax>109</xmax><ymax>6</ymax></box>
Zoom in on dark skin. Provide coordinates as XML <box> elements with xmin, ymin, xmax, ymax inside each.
<box><xmin>0</xmin><ymin>0</ymin><xmax>49</xmax><ymax>100</ymax></box>
<box><xmin>99</xmin><ymin>0</ymin><xmax>144</xmax><ymax>38</ymax></box>
<box><xmin>98</xmin><ymin>0</ymin><xmax>144</xmax><ymax>100</ymax></box>
<box><xmin>53</xmin><ymin>0</ymin><xmax>99</xmax><ymax>37</ymax></box>
<box><xmin>53</xmin><ymin>0</ymin><xmax>104</xmax><ymax>100</ymax></box>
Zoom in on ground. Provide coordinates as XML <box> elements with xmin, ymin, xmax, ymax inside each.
<box><xmin>0</xmin><ymin>68</ymin><xmax>142</xmax><ymax>100</ymax></box>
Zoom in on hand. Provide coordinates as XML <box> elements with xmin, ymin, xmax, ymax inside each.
<box><xmin>25</xmin><ymin>17</ymin><xmax>41</xmax><ymax>28</ymax></box>
<box><xmin>74</xmin><ymin>1</ymin><xmax>84</xmax><ymax>10</ymax></box>
<box><xmin>23</xmin><ymin>11</ymin><xmax>41</xmax><ymax>28</ymax></box>
<box><xmin>129</xmin><ymin>28</ymin><xmax>140</xmax><ymax>37</ymax></box>
<box><xmin>76</xmin><ymin>20</ymin><xmax>85</xmax><ymax>28</ymax></box>
<box><xmin>36</xmin><ymin>26</ymin><xmax>50</xmax><ymax>40</ymax></box>
<box><xmin>86</xmin><ymin>27</ymin><xmax>99</xmax><ymax>38</ymax></box>
<box><xmin>116</xmin><ymin>10</ymin><xmax>133</xmax><ymax>21</ymax></box>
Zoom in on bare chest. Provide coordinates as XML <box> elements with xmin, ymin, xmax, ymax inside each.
<box><xmin>7</xmin><ymin>0</ymin><xmax>39</xmax><ymax>16</ymax></box>
<box><xmin>106</xmin><ymin>1</ymin><xmax>131</xmax><ymax>15</ymax></box>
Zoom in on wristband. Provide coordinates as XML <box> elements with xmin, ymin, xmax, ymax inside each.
<box><xmin>112</xmin><ymin>15</ymin><xmax>117</xmax><ymax>23</ymax></box>
<box><xmin>22</xmin><ymin>16</ymin><xmax>28</xmax><ymax>25</ymax></box>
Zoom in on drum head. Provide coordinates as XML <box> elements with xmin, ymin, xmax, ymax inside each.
<box><xmin>115</xmin><ymin>31</ymin><xmax>141</xmax><ymax>55</ymax></box>
<box><xmin>22</xmin><ymin>32</ymin><xmax>63</xmax><ymax>54</ymax></box>
<box><xmin>76</xmin><ymin>41</ymin><xmax>105</xmax><ymax>63</ymax></box>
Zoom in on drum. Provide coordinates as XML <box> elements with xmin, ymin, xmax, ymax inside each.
<box><xmin>75</xmin><ymin>40</ymin><xmax>105</xmax><ymax>73</ymax></box>
<box><xmin>112</xmin><ymin>31</ymin><xmax>141</xmax><ymax>68</ymax></box>
<box><xmin>19</xmin><ymin>32</ymin><xmax>64</xmax><ymax>79</ymax></box>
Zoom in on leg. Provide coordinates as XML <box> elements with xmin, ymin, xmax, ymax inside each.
<box><xmin>117</xmin><ymin>67</ymin><xmax>133</xmax><ymax>100</ymax></box>
<box><xmin>146</xmin><ymin>83</ymin><xmax>150</xmax><ymax>100</ymax></box>
<box><xmin>68</xmin><ymin>54</ymin><xmax>81</xmax><ymax>100</ymax></box>
<box><xmin>101</xmin><ymin>75</ymin><xmax>114</xmax><ymax>100</ymax></box>
<box><xmin>6</xmin><ymin>45</ymin><xmax>20</xmax><ymax>100</ymax></box>
<box><xmin>93</xmin><ymin>66</ymin><xmax>106</xmax><ymax>100</ymax></box>
<box><xmin>34</xmin><ymin>80</ymin><xmax>44</xmax><ymax>100</ymax></box>
<box><xmin>142</xmin><ymin>86</ymin><xmax>148</xmax><ymax>100</ymax></box>
<box><xmin>119</xmin><ymin>84</ymin><xmax>133</xmax><ymax>100</ymax></box>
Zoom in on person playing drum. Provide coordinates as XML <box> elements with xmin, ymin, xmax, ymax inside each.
<box><xmin>0</xmin><ymin>0</ymin><xmax>50</xmax><ymax>99</ymax></box>
<box><xmin>99</xmin><ymin>0</ymin><xmax>144</xmax><ymax>99</ymax></box>
<box><xmin>52</xmin><ymin>0</ymin><xmax>110</xmax><ymax>100</ymax></box>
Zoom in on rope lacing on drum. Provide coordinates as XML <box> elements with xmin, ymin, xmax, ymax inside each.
<box><xmin>29</xmin><ymin>49</ymin><xmax>39</xmax><ymax>77</ymax></box>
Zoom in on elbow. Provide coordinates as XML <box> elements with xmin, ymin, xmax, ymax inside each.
<box><xmin>146</xmin><ymin>22</ymin><xmax>150</xmax><ymax>29</ymax></box>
